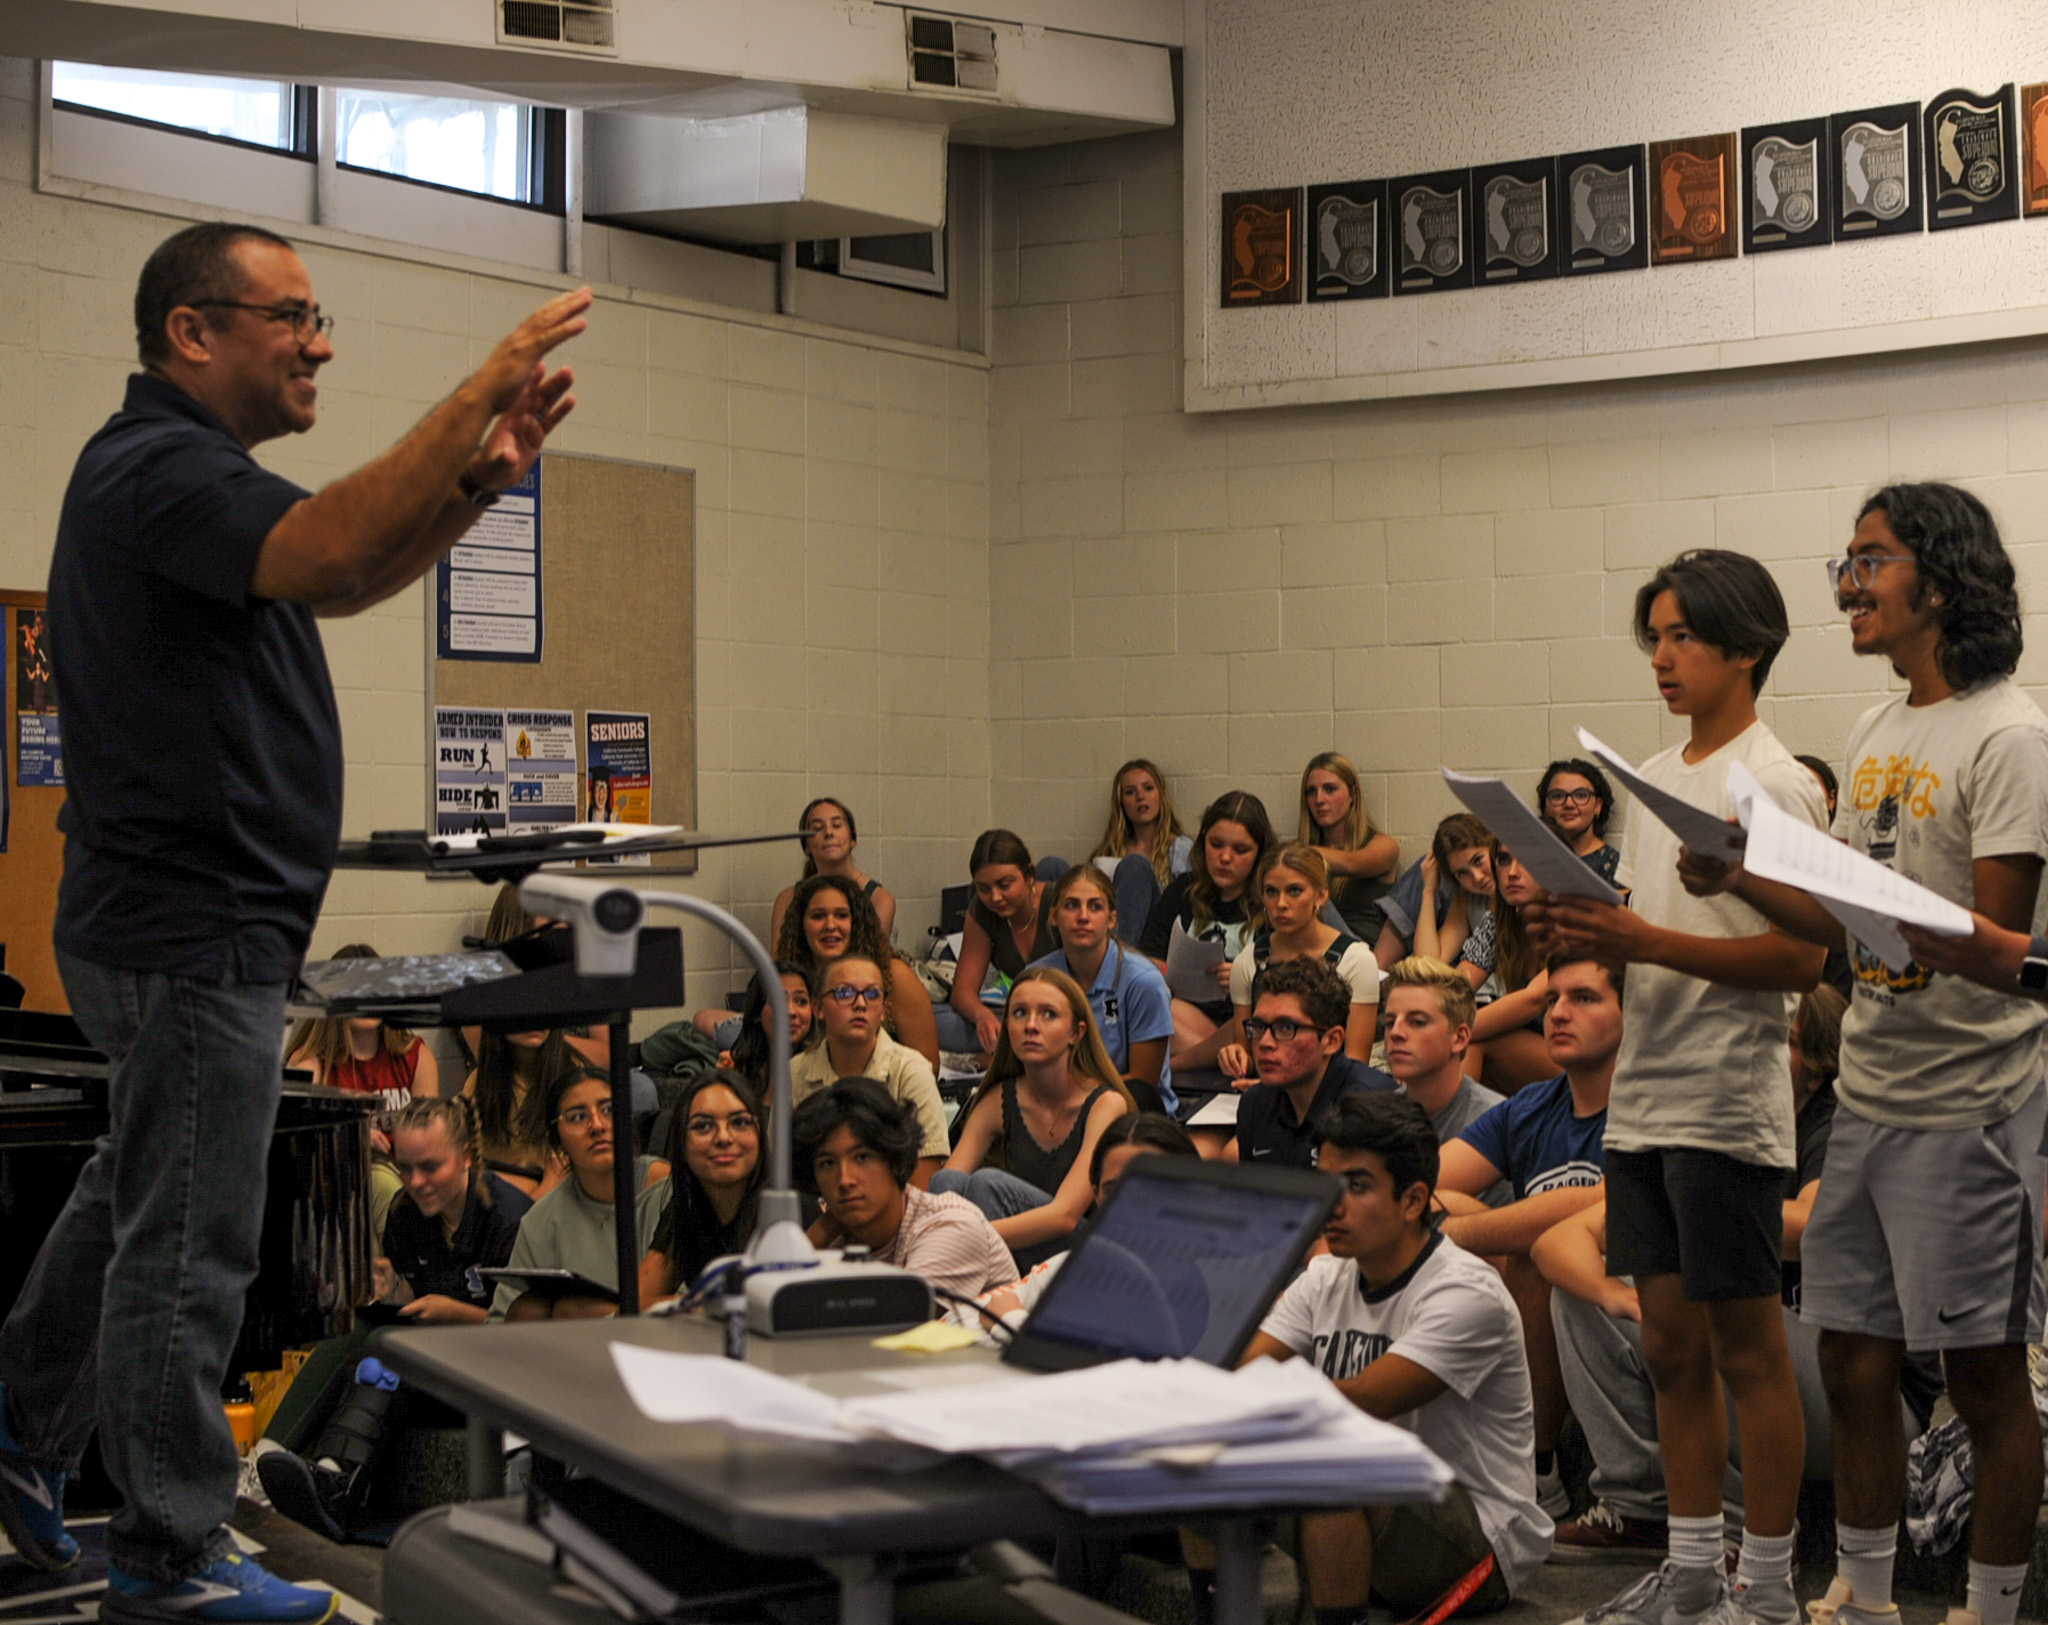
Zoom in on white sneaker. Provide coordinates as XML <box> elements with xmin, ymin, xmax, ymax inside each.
<box><xmin>1564</xmin><ymin>1561</ymin><xmax>1728</xmax><ymax>1625</ymax></box>
<box><xmin>1537</xmin><ymin>1461</ymin><xmax>1572</xmax><ymax>1519</ymax></box>
<box><xmin>1805</xmin><ymin>1579</ymin><xmax>1900</xmax><ymax>1625</ymax></box>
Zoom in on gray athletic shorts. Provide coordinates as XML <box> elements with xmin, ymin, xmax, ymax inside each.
<box><xmin>1800</xmin><ymin>1084</ymin><xmax>2046</xmax><ymax>1351</ymax></box>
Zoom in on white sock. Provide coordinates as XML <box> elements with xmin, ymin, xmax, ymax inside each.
<box><xmin>1966</xmin><ymin>1559</ymin><xmax>2029</xmax><ymax>1625</ymax></box>
<box><xmin>1737</xmin><ymin>1529</ymin><xmax>1798</xmax><ymax>1623</ymax></box>
<box><xmin>1669</xmin><ymin>1512</ymin><xmax>1725</xmax><ymax>1572</ymax></box>
<box><xmin>1835</xmin><ymin>1522</ymin><xmax>1897</xmax><ymax>1612</ymax></box>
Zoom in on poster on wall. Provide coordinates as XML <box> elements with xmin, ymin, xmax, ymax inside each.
<box><xmin>14</xmin><ymin>608</ymin><xmax>60</xmax><ymax>790</ymax></box>
<box><xmin>436</xmin><ymin>462</ymin><xmax>543</xmax><ymax>663</ymax></box>
<box><xmin>1742</xmin><ymin>117</ymin><xmax>1831</xmax><ymax>253</ymax></box>
<box><xmin>1924</xmin><ymin>85</ymin><xmax>2019</xmax><ymax>230</ymax></box>
<box><xmin>505</xmin><ymin>709</ymin><xmax>578</xmax><ymax>835</ymax></box>
<box><xmin>585</xmin><ymin>710</ymin><xmax>652</xmax><ymax>865</ymax></box>
<box><xmin>434</xmin><ymin>707</ymin><xmax>508</xmax><ymax>836</ymax></box>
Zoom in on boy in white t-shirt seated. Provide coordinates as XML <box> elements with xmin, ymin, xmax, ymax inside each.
<box><xmin>1185</xmin><ymin>1092</ymin><xmax>1551</xmax><ymax>1625</ymax></box>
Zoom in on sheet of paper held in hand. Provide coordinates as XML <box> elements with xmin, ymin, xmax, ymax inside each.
<box><xmin>1439</xmin><ymin>770</ymin><xmax>1623</xmax><ymax>906</ymax></box>
<box><xmin>1573</xmin><ymin>728</ymin><xmax>1748</xmax><ymax>865</ymax></box>
<box><xmin>1165</xmin><ymin>918</ymin><xmax>1229</xmax><ymax>1003</ymax></box>
<box><xmin>1723</xmin><ymin>762</ymin><xmax>1970</xmax><ymax>973</ymax></box>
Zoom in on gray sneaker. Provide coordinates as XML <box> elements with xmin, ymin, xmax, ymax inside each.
<box><xmin>1565</xmin><ymin>1562</ymin><xmax>1729</xmax><ymax>1625</ymax></box>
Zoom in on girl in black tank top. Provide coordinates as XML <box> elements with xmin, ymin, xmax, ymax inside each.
<box><xmin>932</xmin><ymin>966</ymin><xmax>1134</xmax><ymax>1271</ymax></box>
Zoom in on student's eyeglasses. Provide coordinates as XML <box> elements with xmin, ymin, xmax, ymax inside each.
<box><xmin>1243</xmin><ymin>1017</ymin><xmax>1312</xmax><ymax>1044</ymax></box>
<box><xmin>686</xmin><ymin>1112</ymin><xmax>759</xmax><ymax>1140</ymax></box>
<box><xmin>555</xmin><ymin>1100</ymin><xmax>614</xmax><ymax>1130</ymax></box>
<box><xmin>190</xmin><ymin>299</ymin><xmax>335</xmax><ymax>344</ymax></box>
<box><xmin>1544</xmin><ymin>788</ymin><xmax>1597</xmax><ymax>806</ymax></box>
<box><xmin>823</xmin><ymin>985</ymin><xmax>886</xmax><ymax>1005</ymax></box>
<box><xmin>1825</xmin><ymin>554</ymin><xmax>1915</xmax><ymax>593</ymax></box>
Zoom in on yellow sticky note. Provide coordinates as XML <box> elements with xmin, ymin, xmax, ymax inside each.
<box><xmin>872</xmin><ymin>1321</ymin><xmax>981</xmax><ymax>1353</ymax></box>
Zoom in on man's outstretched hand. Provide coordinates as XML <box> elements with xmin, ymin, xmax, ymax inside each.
<box><xmin>467</xmin><ymin>286</ymin><xmax>590</xmax><ymax>492</ymax></box>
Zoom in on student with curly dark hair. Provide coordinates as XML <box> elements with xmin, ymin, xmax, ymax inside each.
<box><xmin>775</xmin><ymin>874</ymin><xmax>938</xmax><ymax>1066</ymax></box>
<box><xmin>1535</xmin><ymin>758</ymin><xmax>1621</xmax><ymax>888</ymax></box>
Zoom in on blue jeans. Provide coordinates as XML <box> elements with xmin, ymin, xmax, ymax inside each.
<box><xmin>0</xmin><ymin>951</ymin><xmax>288</xmax><ymax>1580</ymax></box>
<box><xmin>931</xmin><ymin>1167</ymin><xmax>1062</xmax><ymax>1272</ymax></box>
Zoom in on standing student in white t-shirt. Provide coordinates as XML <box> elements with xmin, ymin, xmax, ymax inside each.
<box><xmin>1182</xmin><ymin>1090</ymin><xmax>1548</xmax><ymax>1625</ymax></box>
<box><xmin>1686</xmin><ymin>486</ymin><xmax>2048</xmax><ymax>1625</ymax></box>
<box><xmin>1531</xmin><ymin>550</ymin><xmax>1828</xmax><ymax>1625</ymax></box>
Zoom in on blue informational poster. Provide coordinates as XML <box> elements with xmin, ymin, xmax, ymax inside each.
<box><xmin>436</xmin><ymin>462</ymin><xmax>542</xmax><ymax>662</ymax></box>
<box><xmin>14</xmin><ymin>607</ymin><xmax>61</xmax><ymax>791</ymax></box>
<box><xmin>434</xmin><ymin>707</ymin><xmax>508</xmax><ymax>836</ymax></box>
<box><xmin>505</xmin><ymin>710</ymin><xmax>578</xmax><ymax>833</ymax></box>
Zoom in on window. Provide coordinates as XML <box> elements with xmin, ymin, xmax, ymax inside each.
<box><xmin>337</xmin><ymin>91</ymin><xmax>542</xmax><ymax>205</ymax></box>
<box><xmin>51</xmin><ymin>62</ymin><xmax>308</xmax><ymax>153</ymax></box>
<box><xmin>840</xmin><ymin>229</ymin><xmax>946</xmax><ymax>295</ymax></box>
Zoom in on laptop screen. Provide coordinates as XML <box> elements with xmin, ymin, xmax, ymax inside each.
<box><xmin>1006</xmin><ymin>1158</ymin><xmax>1338</xmax><ymax>1369</ymax></box>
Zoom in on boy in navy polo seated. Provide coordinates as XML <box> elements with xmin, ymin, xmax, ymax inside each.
<box><xmin>1436</xmin><ymin>956</ymin><xmax>1622</xmax><ymax>1522</ymax></box>
<box><xmin>1229</xmin><ymin>957</ymin><xmax>1394</xmax><ymax>1168</ymax></box>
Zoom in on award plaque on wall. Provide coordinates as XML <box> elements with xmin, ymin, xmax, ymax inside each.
<box><xmin>1830</xmin><ymin>103</ymin><xmax>1922</xmax><ymax>240</ymax></box>
<box><xmin>1557</xmin><ymin>145</ymin><xmax>1649</xmax><ymax>274</ymax></box>
<box><xmin>1742</xmin><ymin>118</ymin><xmax>1830</xmax><ymax>252</ymax></box>
<box><xmin>1390</xmin><ymin>170</ymin><xmax>1475</xmax><ymax>295</ymax></box>
<box><xmin>1220</xmin><ymin>188</ymin><xmax>1303</xmax><ymax>307</ymax></box>
<box><xmin>1649</xmin><ymin>133</ymin><xmax>1738</xmax><ymax>264</ymax></box>
<box><xmin>1306</xmin><ymin>180</ymin><xmax>1391</xmax><ymax>301</ymax></box>
<box><xmin>2024</xmin><ymin>84</ymin><xmax>2048</xmax><ymax>216</ymax></box>
<box><xmin>1924</xmin><ymin>86</ymin><xmax>2019</xmax><ymax>229</ymax></box>
<box><xmin>1469</xmin><ymin>158</ymin><xmax>1559</xmax><ymax>284</ymax></box>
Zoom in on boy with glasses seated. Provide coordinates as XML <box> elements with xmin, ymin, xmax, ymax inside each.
<box><xmin>789</xmin><ymin>954</ymin><xmax>951</xmax><ymax>1186</ymax></box>
<box><xmin>1228</xmin><ymin>957</ymin><xmax>1395</xmax><ymax>1169</ymax></box>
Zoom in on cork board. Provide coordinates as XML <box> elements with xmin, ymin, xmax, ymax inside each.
<box><xmin>431</xmin><ymin>452</ymin><xmax>697</xmax><ymax>873</ymax></box>
<box><xmin>1</xmin><ymin>588</ymin><xmax>65</xmax><ymax>1013</ymax></box>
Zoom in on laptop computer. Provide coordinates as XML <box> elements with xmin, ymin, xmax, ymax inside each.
<box><xmin>1000</xmin><ymin>1155</ymin><xmax>1341</xmax><ymax>1372</ymax></box>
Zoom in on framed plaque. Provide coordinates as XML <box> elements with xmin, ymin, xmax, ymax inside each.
<box><xmin>1306</xmin><ymin>180</ymin><xmax>1391</xmax><ymax>301</ymax></box>
<box><xmin>1469</xmin><ymin>159</ymin><xmax>1559</xmax><ymax>284</ymax></box>
<box><xmin>1829</xmin><ymin>102</ymin><xmax>1922</xmax><ymax>241</ymax></box>
<box><xmin>1220</xmin><ymin>188</ymin><xmax>1302</xmax><ymax>307</ymax></box>
<box><xmin>1924</xmin><ymin>86</ymin><xmax>2019</xmax><ymax>229</ymax></box>
<box><xmin>1649</xmin><ymin>133</ymin><xmax>1738</xmax><ymax>264</ymax></box>
<box><xmin>1742</xmin><ymin>118</ymin><xmax>1830</xmax><ymax>253</ymax></box>
<box><xmin>2025</xmin><ymin>84</ymin><xmax>2048</xmax><ymax>216</ymax></box>
<box><xmin>1557</xmin><ymin>145</ymin><xmax>1649</xmax><ymax>274</ymax></box>
<box><xmin>1389</xmin><ymin>169</ymin><xmax>1475</xmax><ymax>295</ymax></box>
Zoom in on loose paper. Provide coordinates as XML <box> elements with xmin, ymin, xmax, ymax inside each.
<box><xmin>437</xmin><ymin>462</ymin><xmax>542</xmax><ymax>662</ymax></box>
<box><xmin>505</xmin><ymin>709</ymin><xmax>578</xmax><ymax>835</ymax></box>
<box><xmin>585</xmin><ymin>711</ymin><xmax>652</xmax><ymax>867</ymax></box>
<box><xmin>1440</xmin><ymin>769</ymin><xmax>1623</xmax><ymax>904</ymax></box>
<box><xmin>1575</xmin><ymin>727</ymin><xmax>1747</xmax><ymax>864</ymax></box>
<box><xmin>434</xmin><ymin>707</ymin><xmax>507</xmax><ymax>837</ymax></box>
<box><xmin>1185</xmin><ymin>1093</ymin><xmax>1240</xmax><ymax>1128</ymax></box>
<box><xmin>870</xmin><ymin>1322</ymin><xmax>981</xmax><ymax>1354</ymax></box>
<box><xmin>1165</xmin><ymin>918</ymin><xmax>1229</xmax><ymax>1003</ymax></box>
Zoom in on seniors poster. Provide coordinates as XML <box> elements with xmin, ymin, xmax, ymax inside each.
<box><xmin>434</xmin><ymin>707</ymin><xmax>508</xmax><ymax>836</ymax></box>
<box><xmin>585</xmin><ymin>710</ymin><xmax>651</xmax><ymax>865</ymax></box>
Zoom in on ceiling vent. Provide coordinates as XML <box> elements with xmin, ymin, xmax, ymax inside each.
<box><xmin>497</xmin><ymin>0</ymin><xmax>617</xmax><ymax>55</ymax></box>
<box><xmin>906</xmin><ymin>14</ymin><xmax>997</xmax><ymax>95</ymax></box>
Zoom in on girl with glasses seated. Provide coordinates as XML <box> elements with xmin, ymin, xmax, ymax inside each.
<box><xmin>1534</xmin><ymin>757</ymin><xmax>1621</xmax><ymax>887</ymax></box>
<box><xmin>788</xmin><ymin>953</ymin><xmax>951</xmax><ymax>1187</ymax></box>
<box><xmin>491</xmin><ymin>1067</ymin><xmax>671</xmax><ymax>1322</ymax></box>
<box><xmin>641</xmin><ymin>1069</ymin><xmax>790</xmax><ymax>1303</ymax></box>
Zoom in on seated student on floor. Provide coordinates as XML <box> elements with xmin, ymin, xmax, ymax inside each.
<box><xmin>1380</xmin><ymin>957</ymin><xmax>1506</xmax><ymax>1164</ymax></box>
<box><xmin>768</xmin><ymin>796</ymin><xmax>896</xmax><ymax>948</ymax></box>
<box><xmin>286</xmin><ymin>944</ymin><xmax>440</xmax><ymax>1103</ymax></box>
<box><xmin>720</xmin><ymin>961</ymin><xmax>815</xmax><ymax>1091</ymax></box>
<box><xmin>1436</xmin><ymin>956</ymin><xmax>1621</xmax><ymax>1524</ymax></box>
<box><xmin>1184</xmin><ymin>1092</ymin><xmax>1551</xmax><ymax>1625</ymax></box>
<box><xmin>1536</xmin><ymin>759</ymin><xmax>1623</xmax><ymax>888</ymax></box>
<box><xmin>1219</xmin><ymin>844</ymin><xmax>1379</xmax><ymax>1077</ymax></box>
<box><xmin>471</xmin><ymin>885</ymin><xmax>609</xmax><ymax>1072</ymax></box>
<box><xmin>948</xmin><ymin>1112</ymin><xmax>1200</xmax><ymax>1338</ymax></box>
<box><xmin>1028</xmin><ymin>864</ymin><xmax>1175</xmax><ymax>1112</ymax></box>
<box><xmin>934</xmin><ymin>966</ymin><xmax>1134</xmax><ymax>1270</ymax></box>
<box><xmin>255</xmin><ymin>1096</ymin><xmax>529</xmax><ymax>1538</ymax></box>
<box><xmin>772</xmin><ymin>873</ymin><xmax>940</xmax><ymax>1066</ymax></box>
<box><xmin>1466</xmin><ymin>841</ymin><xmax>1562</xmax><ymax>1092</ymax></box>
<box><xmin>943</xmin><ymin>829</ymin><xmax>1059</xmax><ymax>1057</ymax></box>
<box><xmin>465</xmin><ymin>1028</ymin><xmax>584</xmax><ymax>1197</ymax></box>
<box><xmin>1530</xmin><ymin>984</ymin><xmax>1943</xmax><ymax>1560</ymax></box>
<box><xmin>491</xmin><ymin>1067</ymin><xmax>670</xmax><ymax>1322</ymax></box>
<box><xmin>641</xmin><ymin>1069</ymin><xmax>771</xmax><ymax>1303</ymax></box>
<box><xmin>791</xmin><ymin>952</ymin><xmax>951</xmax><ymax>1186</ymax></box>
<box><xmin>1298</xmin><ymin>752</ymin><xmax>1402</xmax><ymax>941</ymax></box>
<box><xmin>1089</xmin><ymin>758</ymin><xmax>1194</xmax><ymax>947</ymax></box>
<box><xmin>1211</xmin><ymin>956</ymin><xmax>1394</xmax><ymax>1166</ymax></box>
<box><xmin>795</xmin><ymin>1079</ymin><xmax>1018</xmax><ymax>1303</ymax></box>
<box><xmin>1139</xmin><ymin>791</ymin><xmax>1277</xmax><ymax>1073</ymax></box>
<box><xmin>1374</xmin><ymin>814</ymin><xmax>1495</xmax><ymax>974</ymax></box>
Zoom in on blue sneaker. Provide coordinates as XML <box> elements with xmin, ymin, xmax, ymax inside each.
<box><xmin>0</xmin><ymin>1384</ymin><xmax>75</xmax><ymax>1570</ymax></box>
<box><xmin>102</xmin><ymin>1552</ymin><xmax>340</xmax><ymax>1623</ymax></box>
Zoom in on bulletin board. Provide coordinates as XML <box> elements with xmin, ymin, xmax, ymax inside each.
<box><xmin>430</xmin><ymin>451</ymin><xmax>698</xmax><ymax>873</ymax></box>
<box><xmin>1</xmin><ymin>589</ymin><xmax>65</xmax><ymax>1013</ymax></box>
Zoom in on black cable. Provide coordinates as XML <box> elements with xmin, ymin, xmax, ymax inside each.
<box><xmin>927</xmin><ymin>1285</ymin><xmax>1018</xmax><ymax>1344</ymax></box>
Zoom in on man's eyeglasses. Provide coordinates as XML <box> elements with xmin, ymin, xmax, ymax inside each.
<box><xmin>685</xmin><ymin>1112</ymin><xmax>759</xmax><ymax>1140</ymax></box>
<box><xmin>1825</xmin><ymin>554</ymin><xmax>1914</xmax><ymax>594</ymax></box>
<box><xmin>823</xmin><ymin>985</ymin><xmax>885</xmax><ymax>1005</ymax></box>
<box><xmin>555</xmin><ymin>1100</ymin><xmax>614</xmax><ymax>1130</ymax></box>
<box><xmin>191</xmin><ymin>300</ymin><xmax>335</xmax><ymax>345</ymax></box>
<box><xmin>1244</xmin><ymin>1017</ymin><xmax>1313</xmax><ymax>1044</ymax></box>
<box><xmin>1544</xmin><ymin>788</ymin><xmax>1597</xmax><ymax>806</ymax></box>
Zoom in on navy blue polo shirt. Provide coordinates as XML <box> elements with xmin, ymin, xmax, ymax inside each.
<box><xmin>1236</xmin><ymin>1051</ymin><xmax>1397</xmax><ymax>1169</ymax></box>
<box><xmin>49</xmin><ymin>372</ymin><xmax>341</xmax><ymax>981</ymax></box>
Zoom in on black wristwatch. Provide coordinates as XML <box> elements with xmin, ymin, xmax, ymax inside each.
<box><xmin>458</xmin><ymin>471</ymin><xmax>500</xmax><ymax>509</ymax></box>
<box><xmin>2018</xmin><ymin>935</ymin><xmax>2048</xmax><ymax>996</ymax></box>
